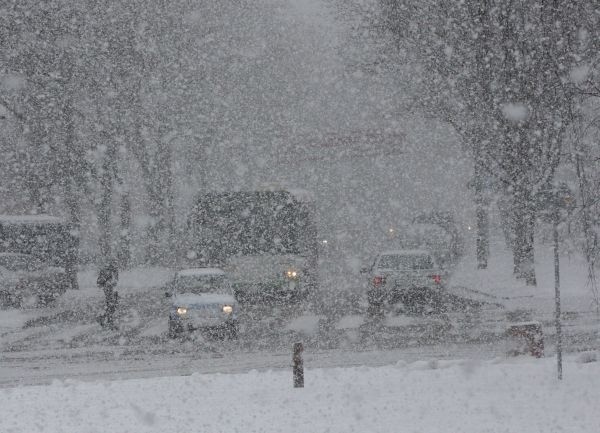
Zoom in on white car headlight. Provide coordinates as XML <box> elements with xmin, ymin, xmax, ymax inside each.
<box><xmin>176</xmin><ymin>307</ymin><xmax>187</xmax><ymax>315</ymax></box>
<box><xmin>285</xmin><ymin>269</ymin><xmax>299</xmax><ymax>279</ymax></box>
<box><xmin>222</xmin><ymin>305</ymin><xmax>233</xmax><ymax>314</ymax></box>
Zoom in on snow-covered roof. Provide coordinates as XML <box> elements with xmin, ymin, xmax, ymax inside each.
<box><xmin>0</xmin><ymin>214</ymin><xmax>65</xmax><ymax>224</ymax></box>
<box><xmin>254</xmin><ymin>184</ymin><xmax>314</xmax><ymax>202</ymax></box>
<box><xmin>172</xmin><ymin>292</ymin><xmax>235</xmax><ymax>306</ymax></box>
<box><xmin>379</xmin><ymin>249</ymin><xmax>431</xmax><ymax>256</ymax></box>
<box><xmin>176</xmin><ymin>267</ymin><xmax>225</xmax><ymax>277</ymax></box>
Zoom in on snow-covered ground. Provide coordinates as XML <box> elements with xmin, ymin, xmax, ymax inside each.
<box><xmin>1</xmin><ymin>354</ymin><xmax>599</xmax><ymax>433</ymax></box>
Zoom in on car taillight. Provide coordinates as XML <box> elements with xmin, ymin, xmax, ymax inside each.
<box><xmin>372</xmin><ymin>276</ymin><xmax>386</xmax><ymax>287</ymax></box>
<box><xmin>431</xmin><ymin>274</ymin><xmax>442</xmax><ymax>284</ymax></box>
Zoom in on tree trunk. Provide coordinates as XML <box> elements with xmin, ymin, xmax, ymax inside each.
<box><xmin>476</xmin><ymin>204</ymin><xmax>489</xmax><ymax>269</ymax></box>
<box><xmin>512</xmin><ymin>209</ymin><xmax>523</xmax><ymax>277</ymax></box>
<box><xmin>512</xmin><ymin>192</ymin><xmax>537</xmax><ymax>286</ymax></box>
<box><xmin>118</xmin><ymin>193</ymin><xmax>132</xmax><ymax>269</ymax></box>
<box><xmin>474</xmin><ymin>157</ymin><xmax>490</xmax><ymax>269</ymax></box>
<box><xmin>98</xmin><ymin>140</ymin><xmax>117</xmax><ymax>262</ymax></box>
<box><xmin>143</xmin><ymin>128</ymin><xmax>176</xmax><ymax>266</ymax></box>
<box><xmin>521</xmin><ymin>208</ymin><xmax>537</xmax><ymax>286</ymax></box>
<box><xmin>64</xmin><ymin>180</ymin><xmax>80</xmax><ymax>290</ymax></box>
<box><xmin>574</xmin><ymin>153</ymin><xmax>599</xmax><ymax>311</ymax></box>
<box><xmin>63</xmin><ymin>91</ymin><xmax>80</xmax><ymax>290</ymax></box>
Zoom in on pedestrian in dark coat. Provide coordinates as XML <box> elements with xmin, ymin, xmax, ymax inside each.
<box><xmin>97</xmin><ymin>261</ymin><xmax>119</xmax><ymax>329</ymax></box>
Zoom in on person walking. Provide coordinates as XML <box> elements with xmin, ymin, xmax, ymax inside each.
<box><xmin>97</xmin><ymin>261</ymin><xmax>119</xmax><ymax>329</ymax></box>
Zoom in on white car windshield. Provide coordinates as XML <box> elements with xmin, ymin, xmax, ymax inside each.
<box><xmin>173</xmin><ymin>274</ymin><xmax>229</xmax><ymax>295</ymax></box>
<box><xmin>378</xmin><ymin>254</ymin><xmax>434</xmax><ymax>270</ymax></box>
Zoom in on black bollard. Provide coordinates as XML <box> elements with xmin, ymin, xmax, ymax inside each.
<box><xmin>293</xmin><ymin>342</ymin><xmax>304</xmax><ymax>388</ymax></box>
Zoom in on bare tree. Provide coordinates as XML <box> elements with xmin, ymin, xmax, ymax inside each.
<box><xmin>1</xmin><ymin>1</ymin><xmax>88</xmax><ymax>288</ymax></box>
<box><xmin>380</xmin><ymin>0</ymin><xmax>599</xmax><ymax>286</ymax></box>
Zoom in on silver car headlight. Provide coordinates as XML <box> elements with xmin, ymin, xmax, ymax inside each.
<box><xmin>222</xmin><ymin>305</ymin><xmax>233</xmax><ymax>314</ymax></box>
<box><xmin>176</xmin><ymin>307</ymin><xmax>188</xmax><ymax>315</ymax></box>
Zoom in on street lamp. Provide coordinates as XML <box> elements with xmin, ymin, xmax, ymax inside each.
<box><xmin>550</xmin><ymin>184</ymin><xmax>576</xmax><ymax>380</ymax></box>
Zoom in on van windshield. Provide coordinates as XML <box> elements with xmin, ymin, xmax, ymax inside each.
<box><xmin>0</xmin><ymin>253</ymin><xmax>43</xmax><ymax>272</ymax></box>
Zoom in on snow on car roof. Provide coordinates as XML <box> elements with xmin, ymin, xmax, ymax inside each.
<box><xmin>286</xmin><ymin>188</ymin><xmax>314</xmax><ymax>202</ymax></box>
<box><xmin>379</xmin><ymin>249</ymin><xmax>432</xmax><ymax>256</ymax></box>
<box><xmin>0</xmin><ymin>252</ymin><xmax>32</xmax><ymax>257</ymax></box>
<box><xmin>173</xmin><ymin>292</ymin><xmax>235</xmax><ymax>306</ymax></box>
<box><xmin>0</xmin><ymin>214</ymin><xmax>65</xmax><ymax>224</ymax></box>
<box><xmin>176</xmin><ymin>268</ymin><xmax>225</xmax><ymax>277</ymax></box>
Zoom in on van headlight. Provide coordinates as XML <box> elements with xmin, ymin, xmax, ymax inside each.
<box><xmin>222</xmin><ymin>305</ymin><xmax>233</xmax><ymax>314</ymax></box>
<box><xmin>176</xmin><ymin>307</ymin><xmax>187</xmax><ymax>315</ymax></box>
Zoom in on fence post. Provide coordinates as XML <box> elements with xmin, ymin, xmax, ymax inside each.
<box><xmin>293</xmin><ymin>342</ymin><xmax>304</xmax><ymax>388</ymax></box>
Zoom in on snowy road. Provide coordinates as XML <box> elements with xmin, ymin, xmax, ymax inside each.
<box><xmin>2</xmin><ymin>317</ymin><xmax>597</xmax><ymax>389</ymax></box>
<box><xmin>0</xmin><ymin>291</ymin><xmax>503</xmax><ymax>387</ymax></box>
<box><xmin>0</xmin><ymin>339</ymin><xmax>512</xmax><ymax>388</ymax></box>
<box><xmin>1</xmin><ymin>282</ymin><xmax>599</xmax><ymax>388</ymax></box>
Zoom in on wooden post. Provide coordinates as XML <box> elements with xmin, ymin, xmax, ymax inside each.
<box><xmin>293</xmin><ymin>342</ymin><xmax>304</xmax><ymax>388</ymax></box>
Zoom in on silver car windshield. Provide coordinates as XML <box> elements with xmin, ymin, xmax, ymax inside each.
<box><xmin>378</xmin><ymin>254</ymin><xmax>434</xmax><ymax>270</ymax></box>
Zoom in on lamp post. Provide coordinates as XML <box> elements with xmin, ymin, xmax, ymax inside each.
<box><xmin>553</xmin><ymin>207</ymin><xmax>562</xmax><ymax>380</ymax></box>
<box><xmin>540</xmin><ymin>183</ymin><xmax>575</xmax><ymax>380</ymax></box>
<box><xmin>550</xmin><ymin>184</ymin><xmax>575</xmax><ymax>380</ymax></box>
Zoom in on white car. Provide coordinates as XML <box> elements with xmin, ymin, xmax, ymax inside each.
<box><xmin>166</xmin><ymin>268</ymin><xmax>238</xmax><ymax>339</ymax></box>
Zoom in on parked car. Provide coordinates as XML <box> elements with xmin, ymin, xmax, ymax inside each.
<box><xmin>0</xmin><ymin>252</ymin><xmax>68</xmax><ymax>307</ymax></box>
<box><xmin>0</xmin><ymin>214</ymin><xmax>79</xmax><ymax>290</ymax></box>
<box><xmin>166</xmin><ymin>268</ymin><xmax>238</xmax><ymax>339</ymax></box>
<box><xmin>364</xmin><ymin>249</ymin><xmax>446</xmax><ymax>315</ymax></box>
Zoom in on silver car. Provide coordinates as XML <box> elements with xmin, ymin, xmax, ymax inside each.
<box><xmin>365</xmin><ymin>249</ymin><xmax>446</xmax><ymax>315</ymax></box>
<box><xmin>166</xmin><ymin>268</ymin><xmax>238</xmax><ymax>339</ymax></box>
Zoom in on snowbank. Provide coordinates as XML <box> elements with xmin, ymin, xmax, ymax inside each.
<box><xmin>1</xmin><ymin>356</ymin><xmax>598</xmax><ymax>433</ymax></box>
<box><xmin>450</xmin><ymin>244</ymin><xmax>597</xmax><ymax>313</ymax></box>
